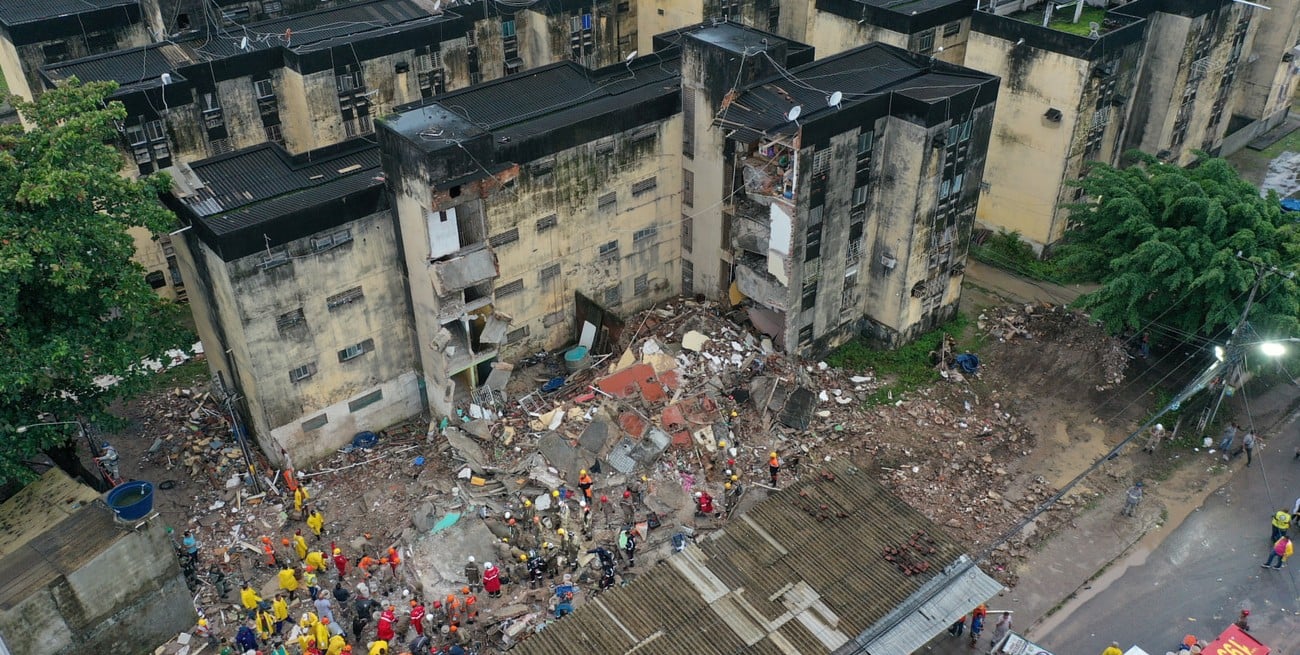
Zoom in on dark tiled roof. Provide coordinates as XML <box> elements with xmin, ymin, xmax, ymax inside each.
<box><xmin>180</xmin><ymin>141</ymin><xmax>382</xmax><ymax>236</ymax></box>
<box><xmin>390</xmin><ymin>55</ymin><xmax>681</xmax><ymax>153</ymax></box>
<box><xmin>858</xmin><ymin>0</ymin><xmax>969</xmax><ymax>13</ymax></box>
<box><xmin>512</xmin><ymin>460</ymin><xmax>986</xmax><ymax>655</ymax></box>
<box><xmin>720</xmin><ymin>43</ymin><xmax>993</xmax><ymax>140</ymax></box>
<box><xmin>193</xmin><ymin>0</ymin><xmax>436</xmax><ymax>57</ymax></box>
<box><xmin>42</xmin><ymin>43</ymin><xmax>194</xmax><ymax>88</ymax></box>
<box><xmin>0</xmin><ymin>0</ymin><xmax>135</xmax><ymax>26</ymax></box>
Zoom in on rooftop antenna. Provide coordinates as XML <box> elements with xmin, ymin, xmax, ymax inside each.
<box><xmin>786</xmin><ymin>104</ymin><xmax>802</xmax><ymax>129</ymax></box>
<box><xmin>827</xmin><ymin>91</ymin><xmax>843</xmax><ymax>109</ymax></box>
<box><xmin>240</xmin><ymin>36</ymin><xmax>249</xmax><ymax>51</ymax></box>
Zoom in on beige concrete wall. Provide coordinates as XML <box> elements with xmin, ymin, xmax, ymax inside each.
<box><xmin>486</xmin><ymin>118</ymin><xmax>684</xmax><ymax>360</ymax></box>
<box><xmin>279</xmin><ymin>68</ymin><xmax>314</xmax><ymax>153</ymax></box>
<box><xmin>638</xmin><ymin>0</ymin><xmax>705</xmax><ymax>56</ymax></box>
<box><xmin>391</xmin><ymin>187</ymin><xmax>456</xmax><ymax>415</ymax></box>
<box><xmin>682</xmin><ymin>77</ymin><xmax>729</xmax><ymax>299</ymax></box>
<box><xmin>0</xmin><ymin>30</ymin><xmax>34</xmax><ymax>102</ymax></box>
<box><xmin>966</xmin><ymin>31</ymin><xmax>1085</xmax><ymax>250</ymax></box>
<box><xmin>800</xmin><ymin>10</ymin><xmax>966</xmax><ymax>64</ymax></box>
<box><xmin>126</xmin><ymin>226</ymin><xmax>178</xmax><ymax>301</ymax></box>
<box><xmin>211</xmin><ymin>210</ymin><xmax>420</xmax><ymax>465</ymax></box>
<box><xmin>1238</xmin><ymin>0</ymin><xmax>1300</xmax><ymax>126</ymax></box>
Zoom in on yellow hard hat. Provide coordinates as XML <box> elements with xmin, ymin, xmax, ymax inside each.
<box><xmin>333</xmin><ymin>548</ymin><xmax>341</xmax><ymax>554</ymax></box>
<box><xmin>523</xmin><ymin>499</ymin><xmax>532</xmax><ymax>507</ymax></box>
<box><xmin>520</xmin><ymin>554</ymin><xmax>528</xmax><ymax>561</ymax></box>
<box><xmin>552</xmin><ymin>490</ymin><xmax>560</xmax><ymax>497</ymax></box>
<box><xmin>770</xmin><ymin>451</ymin><xmax>778</xmax><ymax>458</ymax></box>
<box><xmin>556</xmin><ymin>528</ymin><xmax>566</xmax><ymax>536</ymax></box>
<box><xmin>198</xmin><ymin>618</ymin><xmax>208</xmax><ymax>627</ymax></box>
<box><xmin>724</xmin><ymin>482</ymin><xmax>732</xmax><ymax>490</ymax></box>
<box><xmin>730</xmin><ymin>474</ymin><xmax>739</xmax><ymax>481</ymax></box>
<box><xmin>580</xmin><ymin>469</ymin><xmax>587</xmax><ymax>475</ymax></box>
<box><xmin>718</xmin><ymin>440</ymin><xmax>727</xmax><ymax>448</ymax></box>
<box><xmin>542</xmin><ymin>542</ymin><xmax>551</xmax><ymax>549</ymax></box>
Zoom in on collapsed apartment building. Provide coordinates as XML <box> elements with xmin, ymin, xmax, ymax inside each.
<box><xmin>163</xmin><ymin>21</ymin><xmax>998</xmax><ymax>464</ymax></box>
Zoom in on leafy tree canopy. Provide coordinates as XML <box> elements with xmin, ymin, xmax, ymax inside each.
<box><xmin>1057</xmin><ymin>152</ymin><xmax>1300</xmax><ymax>341</ymax></box>
<box><xmin>0</xmin><ymin>80</ymin><xmax>187</xmax><ymax>487</ymax></box>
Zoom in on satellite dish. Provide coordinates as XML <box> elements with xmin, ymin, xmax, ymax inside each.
<box><xmin>828</xmin><ymin>91</ymin><xmax>843</xmax><ymax>108</ymax></box>
<box><xmin>240</xmin><ymin>36</ymin><xmax>249</xmax><ymax>51</ymax></box>
<box><xmin>432</xmin><ymin>0</ymin><xmax>441</xmax><ymax>10</ymax></box>
<box><xmin>786</xmin><ymin>105</ymin><xmax>802</xmax><ymax>122</ymax></box>
<box><xmin>626</xmin><ymin>51</ymin><xmax>638</xmax><ymax>63</ymax></box>
<box><xmin>160</xmin><ymin>73</ymin><xmax>172</xmax><ymax>85</ymax></box>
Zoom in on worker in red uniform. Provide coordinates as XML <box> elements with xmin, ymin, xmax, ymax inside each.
<box><xmin>695</xmin><ymin>490</ymin><xmax>715</xmax><ymax>516</ymax></box>
<box><xmin>332</xmin><ymin>546</ymin><xmax>348</xmax><ymax>578</ymax></box>
<box><xmin>482</xmin><ymin>562</ymin><xmax>501</xmax><ymax>598</ymax></box>
<box><xmin>376</xmin><ymin>606</ymin><xmax>396</xmax><ymax>642</ymax></box>
<box><xmin>409</xmin><ymin>600</ymin><xmax>426</xmax><ymax>637</ymax></box>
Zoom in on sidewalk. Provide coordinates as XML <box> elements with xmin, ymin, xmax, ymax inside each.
<box><xmin>963</xmin><ymin>259</ymin><xmax>1094</xmax><ymax>307</ymax></box>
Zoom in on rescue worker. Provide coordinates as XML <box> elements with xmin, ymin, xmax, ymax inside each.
<box><xmin>588</xmin><ymin>546</ymin><xmax>616</xmax><ymax>590</ymax></box>
<box><xmin>429</xmin><ymin>600</ymin><xmax>447</xmax><ymax>629</ymax></box>
<box><xmin>357</xmin><ymin>552</ymin><xmax>380</xmax><ymax>580</ymax></box>
<box><xmin>562</xmin><ymin>530</ymin><xmax>580</xmax><ymax>572</ymax></box>
<box><xmin>304</xmin><ymin>565</ymin><xmax>321</xmax><ymax>601</ymax></box>
<box><xmin>272</xmin><ymin>594</ymin><xmax>293</xmax><ymax>636</ymax></box>
<box><xmin>240</xmin><ymin>583</ymin><xmax>262</xmax><ymax>619</ymax></box>
<box><xmin>313</xmin><ymin>616</ymin><xmax>332</xmax><ymax>648</ymax></box>
<box><xmin>95</xmin><ymin>442</ymin><xmax>121</xmax><ymax>481</ymax></box>
<box><xmin>409</xmin><ymin>600</ymin><xmax>426</xmax><ymax>637</ymax></box>
<box><xmin>386</xmin><ymin>547</ymin><xmax>401</xmax><ymax>578</ymax></box>
<box><xmin>1272</xmin><ymin>508</ymin><xmax>1292</xmax><ymax>543</ymax></box>
<box><xmin>325</xmin><ymin>633</ymin><xmax>347</xmax><ymax>655</ymax></box>
<box><xmin>235</xmin><ymin>622</ymin><xmax>260</xmax><ymax>653</ymax></box>
<box><xmin>461</xmin><ymin>587</ymin><xmax>478</xmax><ymax>624</ymax></box>
<box><xmin>367</xmin><ymin>640</ymin><xmax>388</xmax><ymax>655</ymax></box>
<box><xmin>464</xmin><ymin>556</ymin><xmax>480</xmax><ymax>591</ymax></box>
<box><xmin>619</xmin><ymin>490</ymin><xmax>636</xmax><ymax>524</ymax></box>
<box><xmin>293</xmin><ymin>530</ymin><xmax>309</xmax><ymax>561</ymax></box>
<box><xmin>261</xmin><ymin>536</ymin><xmax>279</xmax><ymax>568</ymax></box>
<box><xmin>769</xmin><ymin>451</ymin><xmax>781</xmax><ymax>487</ymax></box>
<box><xmin>306</xmin><ymin>549</ymin><xmax>327</xmax><ymax>574</ymax></box>
<box><xmin>332</xmin><ymin>547</ymin><xmax>349</xmax><ymax>578</ymax></box>
<box><xmin>255</xmin><ymin>607</ymin><xmax>276</xmax><ymax>641</ymax></box>
<box><xmin>526</xmin><ymin>551</ymin><xmax>544</xmax><ymax>589</ymax></box>
<box><xmin>1121</xmin><ymin>482</ymin><xmax>1143</xmax><ymax>518</ymax></box>
<box><xmin>376</xmin><ymin>606</ymin><xmax>396</xmax><ymax>642</ymax></box>
<box><xmin>580</xmin><ymin>499</ymin><xmax>593</xmax><ymax>540</ymax></box>
<box><xmin>273</xmin><ymin>565</ymin><xmax>297</xmax><ymax>602</ymax></box>
<box><xmin>695</xmin><ymin>490</ymin><xmax>715</xmax><ymax>516</ymax></box>
<box><xmin>620</xmin><ymin>528</ymin><xmax>639</xmax><ymax>568</ymax></box>
<box><xmin>578</xmin><ymin>469</ymin><xmax>593</xmax><ymax>500</ymax></box>
<box><xmin>307</xmin><ymin>507</ymin><xmax>325</xmax><ymax>539</ymax></box>
<box><xmin>295</xmin><ymin>484</ymin><xmax>311</xmax><ymax>521</ymax></box>
<box><xmin>482</xmin><ymin>562</ymin><xmax>501</xmax><ymax>598</ymax></box>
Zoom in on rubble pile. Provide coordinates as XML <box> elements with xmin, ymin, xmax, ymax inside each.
<box><xmin>979</xmin><ymin>303</ymin><xmax>1127</xmax><ymax>391</ymax></box>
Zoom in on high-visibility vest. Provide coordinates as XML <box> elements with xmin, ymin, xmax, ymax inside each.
<box><xmin>1275</xmin><ymin>511</ymin><xmax>1292</xmax><ymax>530</ymax></box>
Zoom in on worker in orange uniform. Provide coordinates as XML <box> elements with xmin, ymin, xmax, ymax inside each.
<box><xmin>358</xmin><ymin>552</ymin><xmax>379</xmax><ymax>579</ymax></box>
<box><xmin>577</xmin><ymin>469</ymin><xmax>593</xmax><ymax>500</ymax></box>
<box><xmin>409</xmin><ymin>599</ymin><xmax>426</xmax><ymax>636</ymax></box>
<box><xmin>278</xmin><ymin>564</ymin><xmax>300</xmax><ymax>601</ymax></box>
<box><xmin>293</xmin><ymin>530</ymin><xmax>309</xmax><ymax>561</ymax></box>
<box><xmin>768</xmin><ymin>451</ymin><xmax>781</xmax><ymax>487</ymax></box>
<box><xmin>261</xmin><ymin>536</ymin><xmax>279</xmax><ymax>568</ymax></box>
<box><xmin>445</xmin><ymin>593</ymin><xmax>460</xmax><ymax>626</ymax></box>
<box><xmin>376</xmin><ymin>606</ymin><xmax>396</xmax><ymax>642</ymax></box>
<box><xmin>461</xmin><ymin>587</ymin><xmax>478</xmax><ymax>625</ymax></box>
<box><xmin>332</xmin><ymin>546</ymin><xmax>348</xmax><ymax>578</ymax></box>
<box><xmin>386</xmin><ymin>547</ymin><xmax>401</xmax><ymax>579</ymax></box>
<box><xmin>295</xmin><ymin>484</ymin><xmax>311</xmax><ymax>521</ymax></box>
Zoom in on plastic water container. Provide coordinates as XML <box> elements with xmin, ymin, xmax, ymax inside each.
<box><xmin>563</xmin><ymin>346</ymin><xmax>591</xmax><ymax>372</ymax></box>
<box><xmin>106</xmin><ymin>481</ymin><xmax>154</xmax><ymax>521</ymax></box>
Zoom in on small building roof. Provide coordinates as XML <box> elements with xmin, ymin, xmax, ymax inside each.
<box><xmin>512</xmin><ymin>460</ymin><xmax>1002</xmax><ymax>655</ymax></box>
<box><xmin>0</xmin><ymin>469</ymin><xmax>118</xmax><ymax>610</ymax></box>
<box><xmin>0</xmin><ymin>0</ymin><xmax>136</xmax><ymax>26</ymax></box>
<box><xmin>719</xmin><ymin>43</ymin><xmax>996</xmax><ymax>141</ymax></box>
<box><xmin>190</xmin><ymin>0</ymin><xmax>443</xmax><ymax>57</ymax></box>
<box><xmin>41</xmin><ymin>42</ymin><xmax>195</xmax><ymax>91</ymax></box>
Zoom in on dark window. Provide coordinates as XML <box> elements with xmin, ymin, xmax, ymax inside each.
<box><xmin>276</xmin><ymin>308</ymin><xmax>306</xmax><ymax>333</ymax></box>
<box><xmin>536</xmin><ymin>214</ymin><xmax>558</xmax><ymax>232</ymax></box>
<box><xmin>539</xmin><ymin>263</ymin><xmax>561</xmax><ymax>282</ymax></box>
<box><xmin>260</xmin><ymin>249</ymin><xmax>289</xmax><ymax>271</ymax></box>
<box><xmin>254</xmin><ymin>79</ymin><xmax>275</xmax><ymax>99</ymax></box>
<box><xmin>326</xmin><ymin>286</ymin><xmax>364</xmax><ymax>310</ymax></box>
<box><xmin>507</xmin><ymin>326</ymin><xmax>530</xmax><ymax>343</ymax></box>
<box><xmin>289</xmin><ymin>363</ymin><xmax>316</xmax><ymax>383</ymax></box>
<box><xmin>265</xmin><ymin>124</ymin><xmax>283</xmax><ymax>145</ymax></box>
<box><xmin>85</xmin><ymin>31</ymin><xmax>118</xmax><ymax>54</ymax></box>
<box><xmin>917</xmin><ymin>29</ymin><xmax>935</xmax><ymax>54</ymax></box>
<box><xmin>348</xmin><ymin>389</ymin><xmax>383</xmax><ymax>412</ymax></box>
<box><xmin>604</xmin><ymin>285</ymin><xmax>621</xmax><ymax>306</ymax></box>
<box><xmin>682</xmin><ymin>169</ymin><xmax>694</xmax><ymax>207</ymax></box>
<box><xmin>496</xmin><ymin>279</ymin><xmax>524</xmax><ymax>297</ymax></box>
<box><xmin>798</xmin><ymin>323</ymin><xmax>814</xmax><ymax>345</ymax></box>
<box><xmin>801</xmin><ymin>281</ymin><xmax>818</xmax><ymax>311</ymax></box>
<box><xmin>598</xmin><ymin>192</ymin><xmax>616</xmax><ymax>212</ymax></box>
<box><xmin>42</xmin><ymin>41</ymin><xmax>69</xmax><ymax>63</ymax></box>
<box><xmin>338</xmin><ymin>338</ymin><xmax>375</xmax><ymax>362</ymax></box>
<box><xmin>631</xmin><ymin>177</ymin><xmax>658</xmax><ymax>196</ymax></box>
<box><xmin>301</xmin><ymin>414</ymin><xmax>328</xmax><ymax>431</ymax></box>
<box><xmin>145</xmin><ymin>271</ymin><xmax>166</xmax><ymax>288</ymax></box>
<box><xmin>682</xmin><ymin>87</ymin><xmax>695</xmax><ymax>158</ymax></box>
<box><xmin>768</xmin><ymin>3</ymin><xmax>780</xmax><ymax>31</ymax></box>
<box><xmin>681</xmin><ymin>216</ymin><xmax>693</xmax><ymax>253</ymax></box>
<box><xmin>634</xmin><ymin>274</ymin><xmax>648</xmax><ymax>295</ymax></box>
<box><xmin>943</xmin><ymin>21</ymin><xmax>961</xmax><ymax>37</ymax></box>
<box><xmin>633</xmin><ymin>226</ymin><xmax>658</xmax><ymax>246</ymax></box>
<box><xmin>599</xmin><ymin>240</ymin><xmax>620</xmax><ymax>260</ymax></box>
<box><xmin>489</xmin><ymin>228</ymin><xmax>520</xmax><ymax>248</ymax></box>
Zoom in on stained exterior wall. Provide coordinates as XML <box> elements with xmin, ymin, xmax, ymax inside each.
<box><xmin>386</xmin><ymin>118</ymin><xmax>682</xmax><ymax>417</ymax></box>
<box><xmin>0</xmin><ymin>22</ymin><xmax>153</xmax><ymax>103</ymax></box>
<box><xmin>177</xmin><ymin>209</ymin><xmax>421</xmax><ymax>466</ymax></box>
<box><xmin>795</xmin><ymin>10</ymin><xmax>968</xmax><ymax>66</ymax></box>
<box><xmin>966</xmin><ymin>15</ymin><xmax>1144</xmax><ymax>251</ymax></box>
<box><xmin>1234</xmin><ymin>0</ymin><xmax>1300</xmax><ymax>131</ymax></box>
<box><xmin>1123</xmin><ymin>3</ymin><xmax>1254</xmax><ymax>164</ymax></box>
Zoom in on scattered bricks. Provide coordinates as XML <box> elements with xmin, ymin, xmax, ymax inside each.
<box><xmin>618</xmin><ymin>412</ymin><xmax>649</xmax><ymax>438</ymax></box>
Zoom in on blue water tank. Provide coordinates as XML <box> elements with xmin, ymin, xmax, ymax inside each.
<box><xmin>105</xmin><ymin>481</ymin><xmax>154</xmax><ymax>521</ymax></box>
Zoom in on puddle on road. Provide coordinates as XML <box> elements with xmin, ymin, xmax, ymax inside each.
<box><xmin>1261</xmin><ymin>151</ymin><xmax>1300</xmax><ymax>199</ymax></box>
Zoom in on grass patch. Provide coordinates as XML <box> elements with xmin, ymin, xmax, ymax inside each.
<box><xmin>145</xmin><ymin>358</ymin><xmax>208</xmax><ymax>391</ymax></box>
<box><xmin>969</xmin><ymin>229</ymin><xmax>1088</xmax><ymax>285</ymax></box>
<box><xmin>826</xmin><ymin>313</ymin><xmax>970</xmax><ymax>405</ymax></box>
<box><xmin>1013</xmin><ymin>6</ymin><xmax>1108</xmax><ymax>36</ymax></box>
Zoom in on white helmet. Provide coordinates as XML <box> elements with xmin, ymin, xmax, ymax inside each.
<box><xmin>694</xmin><ymin>491</ymin><xmax>702</xmax><ymax>498</ymax></box>
<box><xmin>484</xmin><ymin>562</ymin><xmax>495</xmax><ymax>569</ymax></box>
<box><xmin>1155</xmin><ymin>423</ymin><xmax>1164</xmax><ymax>431</ymax></box>
<box><xmin>467</xmin><ymin>556</ymin><xmax>475</xmax><ymax>563</ymax></box>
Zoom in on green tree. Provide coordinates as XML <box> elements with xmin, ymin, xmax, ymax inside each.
<box><xmin>0</xmin><ymin>80</ymin><xmax>187</xmax><ymax>488</ymax></box>
<box><xmin>1057</xmin><ymin>153</ymin><xmax>1300</xmax><ymax>341</ymax></box>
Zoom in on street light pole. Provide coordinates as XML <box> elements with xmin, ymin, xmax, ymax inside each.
<box><xmin>14</xmin><ymin>419</ymin><xmax>109</xmax><ymax>489</ymax></box>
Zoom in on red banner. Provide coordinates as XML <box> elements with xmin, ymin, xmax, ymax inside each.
<box><xmin>1202</xmin><ymin>625</ymin><xmax>1269</xmax><ymax>655</ymax></box>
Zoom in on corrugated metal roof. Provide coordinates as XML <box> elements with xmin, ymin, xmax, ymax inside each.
<box><xmin>857</xmin><ymin>560</ymin><xmax>1004</xmax><ymax>654</ymax></box>
<box><xmin>194</xmin><ymin>0</ymin><xmax>434</xmax><ymax>57</ymax></box>
<box><xmin>42</xmin><ymin>42</ymin><xmax>194</xmax><ymax>87</ymax></box>
<box><xmin>179</xmin><ymin>141</ymin><xmax>383</xmax><ymax>236</ymax></box>
<box><xmin>719</xmin><ymin>44</ymin><xmax>994</xmax><ymax>141</ymax></box>
<box><xmin>511</xmin><ymin>461</ymin><xmax>1001</xmax><ymax>655</ymax></box>
<box><xmin>0</xmin><ymin>0</ymin><xmax>135</xmax><ymax>26</ymax></box>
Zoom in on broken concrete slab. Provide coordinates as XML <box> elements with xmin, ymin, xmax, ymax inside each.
<box><xmin>578</xmin><ymin>418</ymin><xmax>612</xmax><ymax>454</ymax></box>
<box><xmin>681</xmin><ymin>330</ymin><xmax>710</xmax><ymax>351</ymax></box>
<box><xmin>444</xmin><ymin>426</ymin><xmax>489</xmax><ymax>472</ymax></box>
<box><xmin>430</xmin><ymin>243</ymin><xmax>498</xmax><ymax>295</ymax></box>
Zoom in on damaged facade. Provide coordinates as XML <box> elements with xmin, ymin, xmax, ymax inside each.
<box><xmin>379</xmin><ymin>52</ymin><xmax>684</xmax><ymax>418</ymax></box>
<box><xmin>686</xmin><ymin>28</ymin><xmax>998</xmax><ymax>351</ymax></box>
<box><xmin>163</xmin><ymin>141</ymin><xmax>423</xmax><ymax>466</ymax></box>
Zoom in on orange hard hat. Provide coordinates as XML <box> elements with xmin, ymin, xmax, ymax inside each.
<box><xmin>281</xmin><ymin>538</ymin><xmax>290</xmax><ymax>546</ymax></box>
<box><xmin>261</xmin><ymin>536</ymin><xmax>271</xmax><ymax>543</ymax></box>
<box><xmin>461</xmin><ymin>586</ymin><xmax>470</xmax><ymax>594</ymax></box>
<box><xmin>449</xmin><ymin>625</ymin><xmax>458</xmax><ymax>633</ymax></box>
<box><xmin>387</xmin><ymin>606</ymin><xmax>395</xmax><ymax>612</ymax></box>
<box><xmin>321</xmin><ymin>617</ymin><xmax>329</xmax><ymax>624</ymax></box>
<box><xmin>410</xmin><ymin>600</ymin><xmax>418</xmax><ymax>606</ymax></box>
